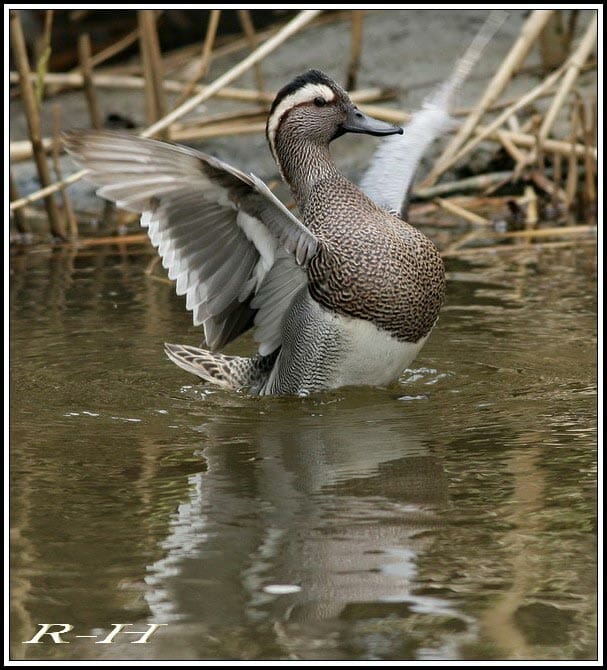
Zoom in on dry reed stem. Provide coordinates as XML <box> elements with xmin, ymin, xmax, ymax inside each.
<box><xmin>146</xmin><ymin>274</ymin><xmax>174</xmax><ymax>286</ymax></box>
<box><xmin>481</xmin><ymin>175</ymin><xmax>514</xmax><ymax>198</ymax></box>
<box><xmin>78</xmin><ymin>33</ymin><xmax>102</xmax><ymax>129</ymax></box>
<box><xmin>443</xmin><ymin>238</ymin><xmax>595</xmax><ymax>258</ymax></box>
<box><xmin>147</xmin><ymin>12</ymin><xmax>168</xmax><ymax>130</ymax></box>
<box><xmin>453</xmin><ymin>86</ymin><xmax>556</xmax><ymax>117</ymax></box>
<box><xmin>413</xmin><ymin>171</ymin><xmax>517</xmax><ymax>199</ymax></box>
<box><xmin>444</xmin><ymin>221</ymin><xmax>595</xmax><ymax>259</ymax></box>
<box><xmin>565</xmin><ymin>104</ymin><xmax>580</xmax><ymax>208</ymax></box>
<box><xmin>529</xmin><ymin>171</ymin><xmax>568</xmax><ymax>203</ymax></box>
<box><xmin>171</xmin><ymin>107</ymin><xmax>266</xmax><ymax>130</ymax></box>
<box><xmin>579</xmin><ymin>97</ymin><xmax>597</xmax><ymax>205</ymax></box>
<box><xmin>523</xmin><ymin>184</ymin><xmax>539</xmax><ymax>227</ymax></box>
<box><xmin>354</xmin><ymin>104</ymin><xmax>410</xmax><ymax>123</ymax></box>
<box><xmin>77</xmin><ymin>233</ymin><xmax>149</xmax><ymax>247</ymax></box>
<box><xmin>493</xmin><ymin>225</ymin><xmax>594</xmax><ymax>239</ymax></box>
<box><xmin>449</xmin><ymin>195</ymin><xmax>516</xmax><ymax>209</ymax></box>
<box><xmin>585</xmin><ymin>101</ymin><xmax>597</xmax><ymax>205</ymax></box>
<box><xmin>442</xmin><ymin>229</ymin><xmax>486</xmax><ymax>255</ymax></box>
<box><xmin>142</xmin><ymin>9</ymin><xmax>321</xmax><ymax>139</ymax></box>
<box><xmin>10</xmin><ymin>138</ymin><xmax>54</xmax><ymax>162</ymax></box>
<box><xmin>434</xmin><ymin>198</ymin><xmax>492</xmax><ymax>226</ymax></box>
<box><xmin>145</xmin><ymin>256</ymin><xmax>161</xmax><ymax>275</ymax></box>
<box><xmin>521</xmin><ymin>114</ymin><xmax>542</xmax><ymax>134</ymax></box>
<box><xmin>496</xmin><ymin>129</ymin><xmax>527</xmax><ymax>166</ymax></box>
<box><xmin>538</xmin><ymin>14</ymin><xmax>597</xmax><ymax>144</ymax></box>
<box><xmin>10</xmin><ymin>10</ymin><xmax>65</xmax><ymax>238</ymax></box>
<box><xmin>199</xmin><ymin>9</ymin><xmax>221</xmax><ymax>76</ymax></box>
<box><xmin>138</xmin><ymin>12</ymin><xmax>157</xmax><ymax>125</ymax></box>
<box><xmin>422</xmin><ymin>9</ymin><xmax>555</xmax><ymax>187</ymax></box>
<box><xmin>138</xmin><ymin>10</ymin><xmax>168</xmax><ymax>134</ymax></box>
<box><xmin>51</xmin><ymin>104</ymin><xmax>79</xmax><ymax>238</ymax></box>
<box><xmin>9</xmin><ymin>170</ymin><xmax>88</xmax><ymax>212</ymax></box>
<box><xmin>342</xmin><ymin>88</ymin><xmax>397</xmax><ymax>102</ymax></box>
<box><xmin>169</xmin><ymin>121</ymin><xmax>267</xmax><ymax>142</ymax></box>
<box><xmin>238</xmin><ymin>10</ymin><xmax>266</xmax><ymax>97</ymax></box>
<box><xmin>173</xmin><ymin>9</ymin><xmax>221</xmax><ymax>108</ymax></box>
<box><xmin>507</xmin><ymin>114</ymin><xmax>521</xmax><ymax>133</ymax></box>
<box><xmin>117</xmin><ymin>43</ymin><xmax>197</xmax><ymax>79</ymax></box>
<box><xmin>10</xmin><ymin>172</ymin><xmax>29</xmax><ymax>234</ymax></box>
<box><xmin>552</xmin><ymin>151</ymin><xmax>563</xmax><ymax>208</ymax></box>
<box><xmin>505</xmin><ymin>117</ymin><xmax>537</xmax><ymax>185</ymax></box>
<box><xmin>475</xmin><ymin>125</ymin><xmax>594</xmax><ymax>159</ymax></box>
<box><xmin>533</xmin><ymin>114</ymin><xmax>545</xmax><ymax>179</ymax></box>
<box><xmin>34</xmin><ymin>9</ymin><xmax>54</xmax><ymax>104</ymax></box>
<box><xmin>346</xmin><ymin>10</ymin><xmax>364</xmax><ymax>90</ymax></box>
<box><xmin>510</xmin><ymin>149</ymin><xmax>532</xmax><ymax>183</ymax></box>
<box><xmin>73</xmin><ymin>26</ymin><xmax>140</xmax><ymax>71</ymax></box>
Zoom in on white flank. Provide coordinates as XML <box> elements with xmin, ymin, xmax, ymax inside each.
<box><xmin>267</xmin><ymin>83</ymin><xmax>335</xmax><ymax>154</ymax></box>
<box><xmin>333</xmin><ymin>312</ymin><xmax>428</xmax><ymax>388</ymax></box>
<box><xmin>263</xmin><ymin>294</ymin><xmax>431</xmax><ymax>394</ymax></box>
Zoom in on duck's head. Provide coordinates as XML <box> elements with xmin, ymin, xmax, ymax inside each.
<box><xmin>266</xmin><ymin>69</ymin><xmax>402</xmax><ymax>160</ymax></box>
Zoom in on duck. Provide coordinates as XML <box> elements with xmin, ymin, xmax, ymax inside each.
<box><xmin>64</xmin><ymin>69</ymin><xmax>446</xmax><ymax>396</ymax></box>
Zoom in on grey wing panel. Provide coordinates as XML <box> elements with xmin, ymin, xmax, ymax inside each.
<box><xmin>252</xmin><ymin>251</ymin><xmax>308</xmax><ymax>356</ymax></box>
<box><xmin>63</xmin><ymin>130</ymin><xmax>319</xmax><ymax>352</ymax></box>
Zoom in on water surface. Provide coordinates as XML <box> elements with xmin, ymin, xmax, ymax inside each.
<box><xmin>9</xmin><ymin>241</ymin><xmax>597</xmax><ymax>660</ymax></box>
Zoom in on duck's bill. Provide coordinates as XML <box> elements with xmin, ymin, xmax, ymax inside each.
<box><xmin>338</xmin><ymin>107</ymin><xmax>403</xmax><ymax>137</ymax></box>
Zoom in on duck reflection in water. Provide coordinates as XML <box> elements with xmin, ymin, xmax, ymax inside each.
<box><xmin>141</xmin><ymin>397</ymin><xmax>473</xmax><ymax>660</ymax></box>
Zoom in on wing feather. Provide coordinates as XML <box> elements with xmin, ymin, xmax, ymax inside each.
<box><xmin>251</xmin><ymin>252</ymin><xmax>308</xmax><ymax>356</ymax></box>
<box><xmin>64</xmin><ymin>130</ymin><xmax>319</xmax><ymax>351</ymax></box>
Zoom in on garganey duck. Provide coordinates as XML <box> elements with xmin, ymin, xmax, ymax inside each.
<box><xmin>64</xmin><ymin>69</ymin><xmax>447</xmax><ymax>395</ymax></box>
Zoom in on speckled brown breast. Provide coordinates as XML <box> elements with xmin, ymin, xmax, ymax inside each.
<box><xmin>305</xmin><ymin>176</ymin><xmax>445</xmax><ymax>343</ymax></box>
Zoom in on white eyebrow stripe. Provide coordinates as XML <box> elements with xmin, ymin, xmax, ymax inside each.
<box><xmin>267</xmin><ymin>83</ymin><xmax>336</xmax><ymax>153</ymax></box>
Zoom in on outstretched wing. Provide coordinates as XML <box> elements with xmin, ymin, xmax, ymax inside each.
<box><xmin>64</xmin><ymin>130</ymin><xmax>318</xmax><ymax>352</ymax></box>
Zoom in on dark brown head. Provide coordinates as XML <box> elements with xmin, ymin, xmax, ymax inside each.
<box><xmin>266</xmin><ymin>69</ymin><xmax>402</xmax><ymax>162</ymax></box>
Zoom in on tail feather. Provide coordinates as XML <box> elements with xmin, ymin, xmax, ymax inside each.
<box><xmin>164</xmin><ymin>343</ymin><xmax>276</xmax><ymax>393</ymax></box>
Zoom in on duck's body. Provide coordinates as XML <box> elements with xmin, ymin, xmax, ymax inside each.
<box><xmin>65</xmin><ymin>69</ymin><xmax>445</xmax><ymax>396</ymax></box>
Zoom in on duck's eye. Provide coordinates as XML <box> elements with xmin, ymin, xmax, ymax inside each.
<box><xmin>314</xmin><ymin>97</ymin><xmax>327</xmax><ymax>107</ymax></box>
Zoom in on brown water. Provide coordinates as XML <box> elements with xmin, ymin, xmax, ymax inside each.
<box><xmin>9</xmin><ymin>241</ymin><xmax>597</xmax><ymax>661</ymax></box>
